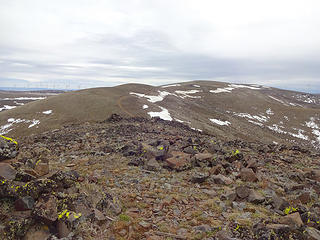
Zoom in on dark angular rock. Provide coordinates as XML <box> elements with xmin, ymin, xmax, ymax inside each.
<box><xmin>192</xmin><ymin>153</ymin><xmax>214</xmax><ymax>167</ymax></box>
<box><xmin>33</xmin><ymin>195</ymin><xmax>58</xmax><ymax>223</ymax></box>
<box><xmin>0</xmin><ymin>163</ymin><xmax>17</xmax><ymax>180</ymax></box>
<box><xmin>145</xmin><ymin>158</ymin><xmax>161</xmax><ymax>171</ymax></box>
<box><xmin>15</xmin><ymin>196</ymin><xmax>35</xmax><ymax>211</ymax></box>
<box><xmin>215</xmin><ymin>230</ymin><xmax>235</xmax><ymax>240</ymax></box>
<box><xmin>128</xmin><ymin>157</ymin><xmax>145</xmax><ymax>166</ymax></box>
<box><xmin>96</xmin><ymin>192</ymin><xmax>121</xmax><ymax>216</ymax></box>
<box><xmin>248</xmin><ymin>190</ymin><xmax>265</xmax><ymax>204</ymax></box>
<box><xmin>23</xmin><ymin>224</ymin><xmax>51</xmax><ymax>240</ymax></box>
<box><xmin>304</xmin><ymin>227</ymin><xmax>320</xmax><ymax>240</ymax></box>
<box><xmin>239</xmin><ymin>168</ymin><xmax>258</xmax><ymax>182</ymax></box>
<box><xmin>183</xmin><ymin>145</ymin><xmax>198</xmax><ymax>154</ymax></box>
<box><xmin>246</xmin><ymin>159</ymin><xmax>258</xmax><ymax>172</ymax></box>
<box><xmin>14</xmin><ymin>171</ymin><xmax>36</xmax><ymax>182</ymax></box>
<box><xmin>191</xmin><ymin>172</ymin><xmax>209</xmax><ymax>183</ymax></box>
<box><xmin>236</xmin><ymin>186</ymin><xmax>251</xmax><ymax>199</ymax></box>
<box><xmin>266</xmin><ymin>224</ymin><xmax>291</xmax><ymax>238</ymax></box>
<box><xmin>48</xmin><ymin>170</ymin><xmax>78</xmax><ymax>189</ymax></box>
<box><xmin>211</xmin><ymin>174</ymin><xmax>233</xmax><ymax>185</ymax></box>
<box><xmin>279</xmin><ymin>212</ymin><xmax>304</xmax><ymax>229</ymax></box>
<box><xmin>272</xmin><ymin>194</ymin><xmax>290</xmax><ymax>211</ymax></box>
<box><xmin>221</xmin><ymin>190</ymin><xmax>237</xmax><ymax>201</ymax></box>
<box><xmin>165</xmin><ymin>151</ymin><xmax>191</xmax><ymax>171</ymax></box>
<box><xmin>141</xmin><ymin>141</ymin><xmax>169</xmax><ymax>161</ymax></box>
<box><xmin>105</xmin><ymin>113</ymin><xmax>123</xmax><ymax>122</ymax></box>
<box><xmin>297</xmin><ymin>191</ymin><xmax>311</xmax><ymax>204</ymax></box>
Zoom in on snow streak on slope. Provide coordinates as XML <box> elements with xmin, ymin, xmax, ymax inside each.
<box><xmin>191</xmin><ymin>127</ymin><xmax>203</xmax><ymax>132</ymax></box>
<box><xmin>233</xmin><ymin>112</ymin><xmax>269</xmax><ymax>123</ymax></box>
<box><xmin>42</xmin><ymin>110</ymin><xmax>53</xmax><ymax>115</ymax></box>
<box><xmin>305</xmin><ymin>117</ymin><xmax>320</xmax><ymax>148</ymax></box>
<box><xmin>210</xmin><ymin>118</ymin><xmax>231</xmax><ymax>126</ymax></box>
<box><xmin>266</xmin><ymin>108</ymin><xmax>274</xmax><ymax>115</ymax></box>
<box><xmin>2</xmin><ymin>97</ymin><xmax>46</xmax><ymax>100</ymax></box>
<box><xmin>130</xmin><ymin>91</ymin><xmax>172</xmax><ymax>103</ymax></box>
<box><xmin>14</xmin><ymin>101</ymin><xmax>24</xmax><ymax>106</ymax></box>
<box><xmin>174</xmin><ymin>90</ymin><xmax>202</xmax><ymax>99</ymax></box>
<box><xmin>148</xmin><ymin>106</ymin><xmax>172</xmax><ymax>121</ymax></box>
<box><xmin>0</xmin><ymin>105</ymin><xmax>16</xmax><ymax>112</ymax></box>
<box><xmin>268</xmin><ymin>96</ymin><xmax>288</xmax><ymax>106</ymax></box>
<box><xmin>210</xmin><ymin>88</ymin><xmax>234</xmax><ymax>93</ymax></box>
<box><xmin>0</xmin><ymin>118</ymin><xmax>40</xmax><ymax>134</ymax></box>
<box><xmin>305</xmin><ymin>117</ymin><xmax>319</xmax><ymax>129</ymax></box>
<box><xmin>210</xmin><ymin>84</ymin><xmax>261</xmax><ymax>94</ymax></box>
<box><xmin>161</xmin><ymin>84</ymin><xmax>181</xmax><ymax>88</ymax></box>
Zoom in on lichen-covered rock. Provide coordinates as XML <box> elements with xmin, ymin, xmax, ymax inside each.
<box><xmin>0</xmin><ymin>177</ymin><xmax>57</xmax><ymax>199</ymax></box>
<box><xmin>48</xmin><ymin>170</ymin><xmax>78</xmax><ymax>189</ymax></box>
<box><xmin>3</xmin><ymin>218</ymin><xmax>33</xmax><ymax>240</ymax></box>
<box><xmin>96</xmin><ymin>192</ymin><xmax>122</xmax><ymax>216</ymax></box>
<box><xmin>0</xmin><ymin>136</ymin><xmax>18</xmax><ymax>160</ymax></box>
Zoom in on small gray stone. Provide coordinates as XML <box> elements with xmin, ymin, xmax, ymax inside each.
<box><xmin>236</xmin><ymin>186</ymin><xmax>251</xmax><ymax>199</ymax></box>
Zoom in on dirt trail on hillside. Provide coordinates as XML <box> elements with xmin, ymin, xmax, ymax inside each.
<box><xmin>117</xmin><ymin>95</ymin><xmax>135</xmax><ymax>117</ymax></box>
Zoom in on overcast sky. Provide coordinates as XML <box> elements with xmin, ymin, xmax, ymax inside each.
<box><xmin>0</xmin><ymin>0</ymin><xmax>319</xmax><ymax>93</ymax></box>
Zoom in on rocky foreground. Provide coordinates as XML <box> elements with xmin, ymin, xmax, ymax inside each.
<box><xmin>1</xmin><ymin>114</ymin><xmax>320</xmax><ymax>239</ymax></box>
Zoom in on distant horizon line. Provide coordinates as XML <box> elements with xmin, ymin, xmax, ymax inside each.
<box><xmin>0</xmin><ymin>82</ymin><xmax>319</xmax><ymax>95</ymax></box>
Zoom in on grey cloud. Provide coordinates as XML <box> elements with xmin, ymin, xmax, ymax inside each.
<box><xmin>1</xmin><ymin>30</ymin><xmax>319</xmax><ymax>93</ymax></box>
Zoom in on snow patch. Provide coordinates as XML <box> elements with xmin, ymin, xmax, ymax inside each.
<box><xmin>174</xmin><ymin>118</ymin><xmax>191</xmax><ymax>124</ymax></box>
<box><xmin>296</xmin><ymin>94</ymin><xmax>317</xmax><ymax>104</ymax></box>
<box><xmin>175</xmin><ymin>118</ymin><xmax>184</xmax><ymax>123</ymax></box>
<box><xmin>210</xmin><ymin>87</ymin><xmax>234</xmax><ymax>93</ymax></box>
<box><xmin>193</xmin><ymin>85</ymin><xmax>201</xmax><ymax>88</ymax></box>
<box><xmin>210</xmin><ymin>84</ymin><xmax>261</xmax><ymax>94</ymax></box>
<box><xmin>312</xmin><ymin>129</ymin><xmax>320</xmax><ymax>143</ymax></box>
<box><xmin>175</xmin><ymin>90</ymin><xmax>202</xmax><ymax>99</ymax></box>
<box><xmin>210</xmin><ymin>118</ymin><xmax>231</xmax><ymax>126</ymax></box>
<box><xmin>191</xmin><ymin>127</ymin><xmax>203</xmax><ymax>132</ymax></box>
<box><xmin>229</xmin><ymin>84</ymin><xmax>261</xmax><ymax>90</ymax></box>
<box><xmin>0</xmin><ymin>118</ymin><xmax>40</xmax><ymax>135</ymax></box>
<box><xmin>0</xmin><ymin>105</ymin><xmax>16</xmax><ymax>112</ymax></box>
<box><xmin>267</xmin><ymin>124</ymin><xmax>309</xmax><ymax>141</ymax></box>
<box><xmin>289</xmin><ymin>102</ymin><xmax>303</xmax><ymax>107</ymax></box>
<box><xmin>2</xmin><ymin>97</ymin><xmax>46</xmax><ymax>100</ymax></box>
<box><xmin>42</xmin><ymin>110</ymin><xmax>52</xmax><ymax>115</ymax></box>
<box><xmin>130</xmin><ymin>91</ymin><xmax>173</xmax><ymax>103</ymax></box>
<box><xmin>28</xmin><ymin>120</ymin><xmax>40</xmax><ymax>128</ymax></box>
<box><xmin>0</xmin><ymin>123</ymin><xmax>14</xmax><ymax>135</ymax></box>
<box><xmin>148</xmin><ymin>106</ymin><xmax>172</xmax><ymax>121</ymax></box>
<box><xmin>267</xmin><ymin>124</ymin><xmax>286</xmax><ymax>134</ymax></box>
<box><xmin>305</xmin><ymin>117</ymin><xmax>319</xmax><ymax>129</ymax></box>
<box><xmin>14</xmin><ymin>101</ymin><xmax>24</xmax><ymax>106</ymax></box>
<box><xmin>248</xmin><ymin>120</ymin><xmax>264</xmax><ymax>127</ymax></box>
<box><xmin>288</xmin><ymin>129</ymin><xmax>309</xmax><ymax>140</ymax></box>
<box><xmin>161</xmin><ymin>84</ymin><xmax>181</xmax><ymax>88</ymax></box>
<box><xmin>233</xmin><ymin>112</ymin><xmax>268</xmax><ymax>123</ymax></box>
<box><xmin>142</xmin><ymin>105</ymin><xmax>149</xmax><ymax>109</ymax></box>
<box><xmin>268</xmin><ymin>95</ymin><xmax>288</xmax><ymax>105</ymax></box>
<box><xmin>266</xmin><ymin>108</ymin><xmax>274</xmax><ymax>115</ymax></box>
